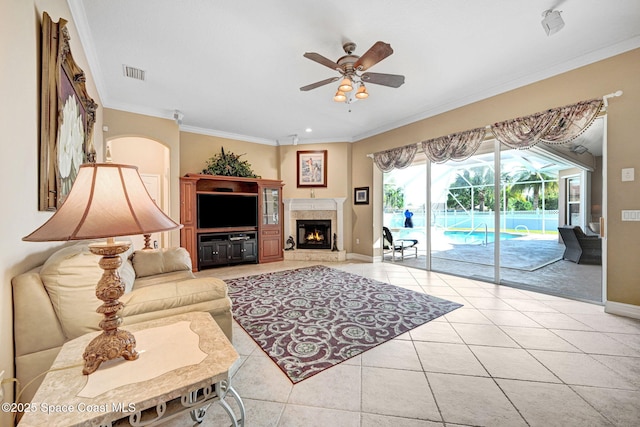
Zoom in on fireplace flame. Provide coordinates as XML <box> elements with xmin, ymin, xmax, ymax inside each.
<box><xmin>306</xmin><ymin>229</ymin><xmax>325</xmax><ymax>242</ymax></box>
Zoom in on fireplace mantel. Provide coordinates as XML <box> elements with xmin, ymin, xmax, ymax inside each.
<box><xmin>283</xmin><ymin>198</ymin><xmax>346</xmax><ymax>259</ymax></box>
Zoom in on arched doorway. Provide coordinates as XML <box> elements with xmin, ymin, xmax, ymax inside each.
<box><xmin>108</xmin><ymin>137</ymin><xmax>171</xmax><ymax>249</ymax></box>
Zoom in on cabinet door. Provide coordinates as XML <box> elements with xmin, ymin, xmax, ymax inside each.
<box><xmin>199</xmin><ymin>240</ymin><xmax>229</xmax><ymax>267</ymax></box>
<box><xmin>259</xmin><ymin>185</ymin><xmax>283</xmax><ymax>262</ymax></box>
<box><xmin>199</xmin><ymin>242</ymin><xmax>215</xmax><ymax>267</ymax></box>
<box><xmin>243</xmin><ymin>239</ymin><xmax>258</xmax><ymax>262</ymax></box>
<box><xmin>229</xmin><ymin>241</ymin><xmax>244</xmax><ymax>261</ymax></box>
<box><xmin>260</xmin><ymin>231</ymin><xmax>281</xmax><ymax>260</ymax></box>
<box><xmin>262</xmin><ymin>188</ymin><xmax>280</xmax><ymax>225</ymax></box>
<box><xmin>216</xmin><ymin>242</ymin><xmax>230</xmax><ymax>263</ymax></box>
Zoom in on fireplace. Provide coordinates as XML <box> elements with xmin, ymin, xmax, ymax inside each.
<box><xmin>297</xmin><ymin>219</ymin><xmax>331</xmax><ymax>249</ymax></box>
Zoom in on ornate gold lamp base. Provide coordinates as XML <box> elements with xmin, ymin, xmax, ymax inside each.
<box><xmin>82</xmin><ymin>240</ymin><xmax>139</xmax><ymax>375</ymax></box>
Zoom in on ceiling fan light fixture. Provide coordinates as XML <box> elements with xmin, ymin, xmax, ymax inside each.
<box><xmin>338</xmin><ymin>77</ymin><xmax>353</xmax><ymax>92</ymax></box>
<box><xmin>333</xmin><ymin>90</ymin><xmax>347</xmax><ymax>102</ymax></box>
<box><xmin>355</xmin><ymin>85</ymin><xmax>369</xmax><ymax>99</ymax></box>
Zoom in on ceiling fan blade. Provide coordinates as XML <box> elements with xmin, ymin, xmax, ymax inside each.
<box><xmin>303</xmin><ymin>52</ymin><xmax>340</xmax><ymax>70</ymax></box>
<box><xmin>353</xmin><ymin>41</ymin><xmax>394</xmax><ymax>71</ymax></box>
<box><xmin>300</xmin><ymin>76</ymin><xmax>339</xmax><ymax>91</ymax></box>
<box><xmin>361</xmin><ymin>72</ymin><xmax>405</xmax><ymax>88</ymax></box>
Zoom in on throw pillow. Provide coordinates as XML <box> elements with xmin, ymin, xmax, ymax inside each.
<box><xmin>40</xmin><ymin>240</ymin><xmax>134</xmax><ymax>339</ymax></box>
<box><xmin>131</xmin><ymin>248</ymin><xmax>192</xmax><ymax>278</ymax></box>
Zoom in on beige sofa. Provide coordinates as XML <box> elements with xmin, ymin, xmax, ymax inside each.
<box><xmin>12</xmin><ymin>240</ymin><xmax>232</xmax><ymax>404</ymax></box>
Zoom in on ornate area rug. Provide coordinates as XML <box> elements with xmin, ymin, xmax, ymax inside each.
<box><xmin>226</xmin><ymin>265</ymin><xmax>462</xmax><ymax>383</ymax></box>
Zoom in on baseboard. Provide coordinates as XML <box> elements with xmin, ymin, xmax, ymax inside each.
<box><xmin>605</xmin><ymin>301</ymin><xmax>640</xmax><ymax>320</ymax></box>
<box><xmin>347</xmin><ymin>253</ymin><xmax>374</xmax><ymax>262</ymax></box>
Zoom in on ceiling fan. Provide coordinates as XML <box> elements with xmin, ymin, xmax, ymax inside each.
<box><xmin>300</xmin><ymin>41</ymin><xmax>405</xmax><ymax>103</ymax></box>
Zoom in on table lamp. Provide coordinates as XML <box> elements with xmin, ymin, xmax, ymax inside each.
<box><xmin>23</xmin><ymin>163</ymin><xmax>182</xmax><ymax>374</ymax></box>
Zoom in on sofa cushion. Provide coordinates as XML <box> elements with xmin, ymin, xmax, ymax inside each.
<box><xmin>40</xmin><ymin>240</ymin><xmax>134</xmax><ymax>339</ymax></box>
<box><xmin>131</xmin><ymin>248</ymin><xmax>192</xmax><ymax>278</ymax></box>
<box><xmin>120</xmin><ymin>277</ymin><xmax>228</xmax><ymax>317</ymax></box>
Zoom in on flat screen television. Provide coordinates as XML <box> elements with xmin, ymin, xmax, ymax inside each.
<box><xmin>197</xmin><ymin>193</ymin><xmax>258</xmax><ymax>229</ymax></box>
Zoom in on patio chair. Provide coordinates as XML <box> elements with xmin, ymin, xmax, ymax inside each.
<box><xmin>383</xmin><ymin>226</ymin><xmax>418</xmax><ymax>261</ymax></box>
<box><xmin>558</xmin><ymin>226</ymin><xmax>602</xmax><ymax>265</ymax></box>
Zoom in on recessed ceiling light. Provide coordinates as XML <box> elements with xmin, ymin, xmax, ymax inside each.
<box><xmin>305</xmin><ymin>128</ymin><xmax>312</xmax><ymax>133</ymax></box>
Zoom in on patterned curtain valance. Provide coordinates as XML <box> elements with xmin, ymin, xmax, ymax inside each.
<box><xmin>370</xmin><ymin>98</ymin><xmax>603</xmax><ymax>170</ymax></box>
<box><xmin>540</xmin><ymin>99</ymin><xmax>604</xmax><ymax>144</ymax></box>
<box><xmin>373</xmin><ymin>144</ymin><xmax>418</xmax><ymax>172</ymax></box>
<box><xmin>490</xmin><ymin>99</ymin><xmax>603</xmax><ymax>149</ymax></box>
<box><xmin>421</xmin><ymin>127</ymin><xmax>486</xmax><ymax>163</ymax></box>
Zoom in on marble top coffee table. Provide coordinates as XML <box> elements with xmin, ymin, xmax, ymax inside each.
<box><xmin>19</xmin><ymin>312</ymin><xmax>244</xmax><ymax>426</ymax></box>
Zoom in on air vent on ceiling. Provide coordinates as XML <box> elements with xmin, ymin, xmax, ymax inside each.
<box><xmin>122</xmin><ymin>65</ymin><xmax>146</xmax><ymax>81</ymax></box>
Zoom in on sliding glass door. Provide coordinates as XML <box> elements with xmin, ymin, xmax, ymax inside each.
<box><xmin>429</xmin><ymin>144</ymin><xmax>496</xmax><ymax>281</ymax></box>
<box><xmin>382</xmin><ymin>156</ymin><xmax>427</xmax><ymax>269</ymax></box>
<box><xmin>381</xmin><ymin>140</ymin><xmax>603</xmax><ymax>303</ymax></box>
<box><xmin>377</xmin><ymin>102</ymin><xmax>605</xmax><ymax>302</ymax></box>
<box><xmin>497</xmin><ymin>147</ymin><xmax>565</xmax><ymax>291</ymax></box>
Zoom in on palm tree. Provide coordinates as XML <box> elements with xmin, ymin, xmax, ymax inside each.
<box><xmin>447</xmin><ymin>166</ymin><xmax>494</xmax><ymax>211</ymax></box>
<box><xmin>508</xmin><ymin>169</ymin><xmax>558</xmax><ymax>211</ymax></box>
<box><xmin>384</xmin><ymin>184</ymin><xmax>404</xmax><ymax>212</ymax></box>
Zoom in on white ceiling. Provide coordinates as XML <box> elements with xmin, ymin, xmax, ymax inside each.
<box><xmin>68</xmin><ymin>0</ymin><xmax>640</xmax><ymax>146</ymax></box>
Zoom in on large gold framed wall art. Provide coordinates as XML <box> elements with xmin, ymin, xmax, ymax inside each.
<box><xmin>40</xmin><ymin>12</ymin><xmax>98</xmax><ymax>210</ymax></box>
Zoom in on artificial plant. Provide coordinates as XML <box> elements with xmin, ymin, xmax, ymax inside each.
<box><xmin>201</xmin><ymin>147</ymin><xmax>260</xmax><ymax>178</ymax></box>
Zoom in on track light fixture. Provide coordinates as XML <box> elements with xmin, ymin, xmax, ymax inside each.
<box><xmin>541</xmin><ymin>9</ymin><xmax>564</xmax><ymax>36</ymax></box>
<box><xmin>173</xmin><ymin>109</ymin><xmax>184</xmax><ymax>125</ymax></box>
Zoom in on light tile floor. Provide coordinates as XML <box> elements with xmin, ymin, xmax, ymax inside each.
<box><xmin>166</xmin><ymin>260</ymin><xmax>640</xmax><ymax>426</ymax></box>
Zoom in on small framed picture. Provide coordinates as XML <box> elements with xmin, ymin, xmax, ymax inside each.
<box><xmin>297</xmin><ymin>150</ymin><xmax>327</xmax><ymax>187</ymax></box>
<box><xmin>354</xmin><ymin>187</ymin><xmax>369</xmax><ymax>205</ymax></box>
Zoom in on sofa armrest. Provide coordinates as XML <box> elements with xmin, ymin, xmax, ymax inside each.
<box><xmin>12</xmin><ymin>269</ymin><xmax>65</xmax><ymax>357</ymax></box>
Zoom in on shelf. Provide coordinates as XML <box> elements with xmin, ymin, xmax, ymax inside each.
<box><xmin>196</xmin><ymin>191</ymin><xmax>258</xmax><ymax>197</ymax></box>
<box><xmin>197</xmin><ymin>226</ymin><xmax>257</xmax><ymax>233</ymax></box>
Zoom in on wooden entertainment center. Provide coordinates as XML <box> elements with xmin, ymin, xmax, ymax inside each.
<box><xmin>180</xmin><ymin>174</ymin><xmax>284</xmax><ymax>271</ymax></box>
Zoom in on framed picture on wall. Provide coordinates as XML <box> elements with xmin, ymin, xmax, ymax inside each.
<box><xmin>354</xmin><ymin>187</ymin><xmax>369</xmax><ymax>205</ymax></box>
<box><xmin>39</xmin><ymin>12</ymin><xmax>98</xmax><ymax>211</ymax></box>
<box><xmin>297</xmin><ymin>150</ymin><xmax>327</xmax><ymax>187</ymax></box>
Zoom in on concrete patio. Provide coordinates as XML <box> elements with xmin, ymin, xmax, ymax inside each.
<box><xmin>385</xmin><ymin>234</ymin><xmax>603</xmax><ymax>303</ymax></box>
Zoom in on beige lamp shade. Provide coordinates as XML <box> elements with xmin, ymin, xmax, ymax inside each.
<box><xmin>24</xmin><ymin>163</ymin><xmax>181</xmax><ymax>241</ymax></box>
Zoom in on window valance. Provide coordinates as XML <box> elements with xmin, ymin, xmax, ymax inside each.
<box><xmin>421</xmin><ymin>127</ymin><xmax>486</xmax><ymax>163</ymax></box>
<box><xmin>490</xmin><ymin>98</ymin><xmax>603</xmax><ymax>149</ymax></box>
<box><xmin>373</xmin><ymin>144</ymin><xmax>418</xmax><ymax>172</ymax></box>
<box><xmin>371</xmin><ymin>98</ymin><xmax>604</xmax><ymax>171</ymax></box>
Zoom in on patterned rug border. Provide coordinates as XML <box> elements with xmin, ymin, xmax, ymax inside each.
<box><xmin>227</xmin><ymin>265</ymin><xmax>463</xmax><ymax>383</ymax></box>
